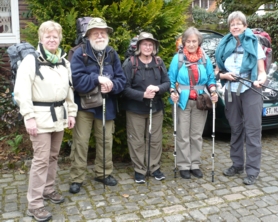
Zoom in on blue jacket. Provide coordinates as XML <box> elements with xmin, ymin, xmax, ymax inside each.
<box><xmin>168</xmin><ymin>53</ymin><xmax>215</xmax><ymax>110</ymax></box>
<box><xmin>70</xmin><ymin>41</ymin><xmax>126</xmax><ymax>120</ymax></box>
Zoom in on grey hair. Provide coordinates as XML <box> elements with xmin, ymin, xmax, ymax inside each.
<box><xmin>182</xmin><ymin>27</ymin><xmax>203</xmax><ymax>46</ymax></box>
<box><xmin>227</xmin><ymin>11</ymin><xmax>247</xmax><ymax>26</ymax></box>
<box><xmin>135</xmin><ymin>40</ymin><xmax>157</xmax><ymax>56</ymax></box>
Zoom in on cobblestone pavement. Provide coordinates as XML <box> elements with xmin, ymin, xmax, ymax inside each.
<box><xmin>1</xmin><ymin>130</ymin><xmax>278</xmax><ymax>222</ymax></box>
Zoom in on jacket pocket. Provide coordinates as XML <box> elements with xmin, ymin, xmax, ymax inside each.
<box><xmin>34</xmin><ymin>111</ymin><xmax>55</xmax><ymax>129</ymax></box>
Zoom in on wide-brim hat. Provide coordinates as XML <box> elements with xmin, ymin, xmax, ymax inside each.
<box><xmin>84</xmin><ymin>17</ymin><xmax>113</xmax><ymax>37</ymax></box>
<box><xmin>136</xmin><ymin>32</ymin><xmax>159</xmax><ymax>52</ymax></box>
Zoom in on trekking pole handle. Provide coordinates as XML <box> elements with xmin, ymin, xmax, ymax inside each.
<box><xmin>149</xmin><ymin>99</ymin><xmax>153</xmax><ymax>133</ymax></box>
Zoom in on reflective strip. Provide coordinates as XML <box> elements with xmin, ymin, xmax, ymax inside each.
<box><xmin>177</xmin><ymin>84</ymin><xmax>205</xmax><ymax>94</ymax></box>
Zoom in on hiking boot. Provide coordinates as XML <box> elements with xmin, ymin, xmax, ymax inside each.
<box><xmin>43</xmin><ymin>191</ymin><xmax>65</xmax><ymax>204</ymax></box>
<box><xmin>95</xmin><ymin>175</ymin><xmax>118</xmax><ymax>186</ymax></box>
<box><xmin>27</xmin><ymin>207</ymin><xmax>52</xmax><ymax>221</ymax></box>
<box><xmin>190</xmin><ymin>169</ymin><xmax>203</xmax><ymax>178</ymax></box>
<box><xmin>223</xmin><ymin>166</ymin><xmax>244</xmax><ymax>177</ymax></box>
<box><xmin>69</xmin><ymin>182</ymin><xmax>82</xmax><ymax>194</ymax></box>
<box><xmin>243</xmin><ymin>175</ymin><xmax>257</xmax><ymax>185</ymax></box>
<box><xmin>152</xmin><ymin>169</ymin><xmax>165</xmax><ymax>181</ymax></box>
<box><xmin>135</xmin><ymin>172</ymin><xmax>145</xmax><ymax>184</ymax></box>
<box><xmin>180</xmin><ymin>170</ymin><xmax>191</xmax><ymax>179</ymax></box>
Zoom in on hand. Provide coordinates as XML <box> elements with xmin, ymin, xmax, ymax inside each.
<box><xmin>144</xmin><ymin>87</ymin><xmax>156</xmax><ymax>99</ymax></box>
<box><xmin>26</xmin><ymin>118</ymin><xmax>38</xmax><ymax>136</ymax></box>
<box><xmin>98</xmin><ymin>76</ymin><xmax>113</xmax><ymax>93</ymax></box>
<box><xmin>210</xmin><ymin>92</ymin><xmax>218</xmax><ymax>103</ymax></box>
<box><xmin>223</xmin><ymin>72</ymin><xmax>237</xmax><ymax>81</ymax></box>
<box><xmin>171</xmin><ymin>92</ymin><xmax>179</xmax><ymax>103</ymax></box>
<box><xmin>253</xmin><ymin>78</ymin><xmax>266</xmax><ymax>88</ymax></box>
<box><xmin>68</xmin><ymin>116</ymin><xmax>75</xmax><ymax>129</ymax></box>
<box><xmin>146</xmin><ymin>85</ymin><xmax>159</xmax><ymax>93</ymax></box>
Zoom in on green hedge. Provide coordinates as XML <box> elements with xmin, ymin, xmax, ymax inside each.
<box><xmin>1</xmin><ymin>0</ymin><xmax>191</xmax><ymax>160</ymax></box>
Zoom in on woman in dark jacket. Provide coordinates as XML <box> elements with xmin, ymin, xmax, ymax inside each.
<box><xmin>122</xmin><ymin>32</ymin><xmax>170</xmax><ymax>183</ymax></box>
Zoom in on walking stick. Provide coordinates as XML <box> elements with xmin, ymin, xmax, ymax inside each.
<box><xmin>102</xmin><ymin>93</ymin><xmax>106</xmax><ymax>189</ymax></box>
<box><xmin>211</xmin><ymin>101</ymin><xmax>216</xmax><ymax>182</ymax></box>
<box><xmin>173</xmin><ymin>100</ymin><xmax>177</xmax><ymax>178</ymax></box>
<box><xmin>98</xmin><ymin>52</ymin><xmax>106</xmax><ymax>190</ymax></box>
<box><xmin>234</xmin><ymin>75</ymin><xmax>278</xmax><ymax>93</ymax></box>
<box><xmin>236</xmin><ymin>79</ymin><xmax>269</xmax><ymax>100</ymax></box>
<box><xmin>147</xmin><ymin>99</ymin><xmax>153</xmax><ymax>186</ymax></box>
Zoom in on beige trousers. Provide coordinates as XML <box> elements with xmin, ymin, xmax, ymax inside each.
<box><xmin>126</xmin><ymin>110</ymin><xmax>163</xmax><ymax>175</ymax></box>
<box><xmin>27</xmin><ymin>131</ymin><xmax>64</xmax><ymax>209</ymax></box>
<box><xmin>176</xmin><ymin>100</ymin><xmax>207</xmax><ymax>170</ymax></box>
<box><xmin>70</xmin><ymin>111</ymin><xmax>114</xmax><ymax>181</ymax></box>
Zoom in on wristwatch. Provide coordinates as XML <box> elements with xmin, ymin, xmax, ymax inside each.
<box><xmin>216</xmin><ymin>72</ymin><xmax>221</xmax><ymax>80</ymax></box>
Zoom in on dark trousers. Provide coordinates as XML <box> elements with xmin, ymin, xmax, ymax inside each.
<box><xmin>225</xmin><ymin>87</ymin><xmax>263</xmax><ymax>177</ymax></box>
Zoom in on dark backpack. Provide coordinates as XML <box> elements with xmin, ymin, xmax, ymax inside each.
<box><xmin>7</xmin><ymin>42</ymin><xmax>44</xmax><ymax>86</ymax></box>
<box><xmin>68</xmin><ymin>17</ymin><xmax>93</xmax><ymax>62</ymax></box>
<box><xmin>74</xmin><ymin>17</ymin><xmax>93</xmax><ymax>46</ymax></box>
<box><xmin>251</xmin><ymin>28</ymin><xmax>272</xmax><ymax>73</ymax></box>
<box><xmin>7</xmin><ymin>42</ymin><xmax>68</xmax><ymax>105</ymax></box>
<box><xmin>124</xmin><ymin>35</ymin><xmax>139</xmax><ymax>59</ymax></box>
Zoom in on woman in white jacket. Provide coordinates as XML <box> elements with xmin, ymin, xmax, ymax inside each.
<box><xmin>14</xmin><ymin>20</ymin><xmax>77</xmax><ymax>222</ymax></box>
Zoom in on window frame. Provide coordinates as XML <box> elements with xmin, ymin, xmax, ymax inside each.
<box><xmin>0</xmin><ymin>0</ymin><xmax>20</xmax><ymax>44</ymax></box>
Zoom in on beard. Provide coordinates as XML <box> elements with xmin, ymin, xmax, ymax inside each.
<box><xmin>90</xmin><ymin>37</ymin><xmax>109</xmax><ymax>51</ymax></box>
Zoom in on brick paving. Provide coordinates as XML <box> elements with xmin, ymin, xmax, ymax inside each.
<box><xmin>0</xmin><ymin>131</ymin><xmax>278</xmax><ymax>221</ymax></box>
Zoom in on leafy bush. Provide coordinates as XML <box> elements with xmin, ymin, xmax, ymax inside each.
<box><xmin>18</xmin><ymin>0</ymin><xmax>191</xmax><ymax>159</ymax></box>
<box><xmin>6</xmin><ymin>134</ymin><xmax>23</xmax><ymax>155</ymax></box>
<box><xmin>192</xmin><ymin>6</ymin><xmax>223</xmax><ymax>27</ymax></box>
<box><xmin>23</xmin><ymin>0</ymin><xmax>191</xmax><ymax>65</ymax></box>
<box><xmin>0</xmin><ymin>47</ymin><xmax>21</xmax><ymax>129</ymax></box>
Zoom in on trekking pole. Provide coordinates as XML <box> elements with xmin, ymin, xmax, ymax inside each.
<box><xmin>102</xmin><ymin>93</ymin><xmax>106</xmax><ymax>190</ymax></box>
<box><xmin>238</xmin><ymin>79</ymin><xmax>269</xmax><ymax>100</ymax></box>
<box><xmin>211</xmin><ymin>101</ymin><xmax>216</xmax><ymax>182</ymax></box>
<box><xmin>173</xmin><ymin>97</ymin><xmax>177</xmax><ymax>178</ymax></box>
<box><xmin>235</xmin><ymin>76</ymin><xmax>278</xmax><ymax>93</ymax></box>
<box><xmin>98</xmin><ymin>52</ymin><xmax>106</xmax><ymax>190</ymax></box>
<box><xmin>147</xmin><ymin>99</ymin><xmax>153</xmax><ymax>186</ymax></box>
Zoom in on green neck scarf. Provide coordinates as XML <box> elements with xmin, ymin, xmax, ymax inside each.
<box><xmin>43</xmin><ymin>47</ymin><xmax>62</xmax><ymax>64</ymax></box>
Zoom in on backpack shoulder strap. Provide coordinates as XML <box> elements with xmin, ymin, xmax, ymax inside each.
<box><xmin>178</xmin><ymin>48</ymin><xmax>184</xmax><ymax>70</ymax></box>
<box><xmin>200</xmin><ymin>48</ymin><xmax>207</xmax><ymax>67</ymax></box>
<box><xmin>154</xmin><ymin>55</ymin><xmax>167</xmax><ymax>75</ymax></box>
<box><xmin>130</xmin><ymin>55</ymin><xmax>138</xmax><ymax>81</ymax></box>
<box><xmin>33</xmin><ymin>53</ymin><xmax>44</xmax><ymax>80</ymax></box>
<box><xmin>81</xmin><ymin>43</ymin><xmax>88</xmax><ymax>65</ymax></box>
<box><xmin>109</xmin><ymin>48</ymin><xmax>115</xmax><ymax>64</ymax></box>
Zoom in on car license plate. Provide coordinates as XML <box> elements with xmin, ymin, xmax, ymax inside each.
<box><xmin>262</xmin><ymin>106</ymin><xmax>278</xmax><ymax>116</ymax></box>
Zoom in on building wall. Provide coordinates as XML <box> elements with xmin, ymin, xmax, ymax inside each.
<box><xmin>1</xmin><ymin>0</ymin><xmax>34</xmax><ymax>71</ymax></box>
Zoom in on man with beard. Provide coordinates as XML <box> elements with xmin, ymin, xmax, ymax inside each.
<box><xmin>69</xmin><ymin>17</ymin><xmax>126</xmax><ymax>194</ymax></box>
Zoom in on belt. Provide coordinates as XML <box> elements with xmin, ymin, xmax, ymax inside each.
<box><xmin>33</xmin><ymin>100</ymin><xmax>66</xmax><ymax>122</ymax></box>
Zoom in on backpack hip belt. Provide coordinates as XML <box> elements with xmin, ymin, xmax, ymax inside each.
<box><xmin>177</xmin><ymin>84</ymin><xmax>205</xmax><ymax>94</ymax></box>
<box><xmin>33</xmin><ymin>100</ymin><xmax>66</xmax><ymax>122</ymax></box>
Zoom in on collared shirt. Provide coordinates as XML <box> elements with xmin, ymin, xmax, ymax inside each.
<box><xmin>224</xmin><ymin>43</ymin><xmax>266</xmax><ymax>93</ymax></box>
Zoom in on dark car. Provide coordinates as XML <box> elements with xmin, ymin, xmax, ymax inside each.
<box><xmin>199</xmin><ymin>30</ymin><xmax>278</xmax><ymax>135</ymax></box>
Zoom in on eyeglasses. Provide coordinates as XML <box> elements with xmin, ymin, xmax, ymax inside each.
<box><xmin>91</xmin><ymin>31</ymin><xmax>107</xmax><ymax>38</ymax></box>
<box><xmin>230</xmin><ymin>23</ymin><xmax>244</xmax><ymax>28</ymax></box>
<box><xmin>141</xmin><ymin>43</ymin><xmax>154</xmax><ymax>48</ymax></box>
